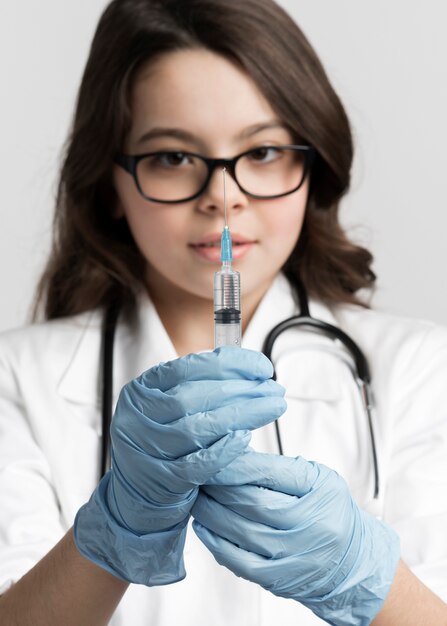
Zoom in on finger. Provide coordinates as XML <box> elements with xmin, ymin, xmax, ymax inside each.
<box><xmin>116</xmin><ymin>394</ymin><xmax>287</xmax><ymax>459</ymax></box>
<box><xmin>192</xmin><ymin>520</ymin><xmax>279</xmax><ymax>586</ymax></box>
<box><xmin>157</xmin><ymin>378</ymin><xmax>285</xmax><ymax>416</ymax></box>
<box><xmin>172</xmin><ymin>393</ymin><xmax>286</xmax><ymax>450</ymax></box>
<box><xmin>140</xmin><ymin>347</ymin><xmax>274</xmax><ymax>391</ymax></box>
<box><xmin>120</xmin><ymin>377</ymin><xmax>284</xmax><ymax>422</ymax></box>
<box><xmin>200</xmin><ymin>484</ymin><xmax>302</xmax><ymax>530</ymax></box>
<box><xmin>206</xmin><ymin>450</ymin><xmax>326</xmax><ymax>497</ymax></box>
<box><xmin>117</xmin><ymin>430</ymin><xmax>253</xmax><ymax>501</ymax></box>
<box><xmin>109</xmin><ymin>461</ymin><xmax>197</xmax><ymax>533</ymax></box>
<box><xmin>192</xmin><ymin>490</ymin><xmax>305</xmax><ymax>559</ymax></box>
<box><xmin>167</xmin><ymin>430</ymin><xmax>253</xmax><ymax>487</ymax></box>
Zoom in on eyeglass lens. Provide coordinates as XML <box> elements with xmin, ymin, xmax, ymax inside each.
<box><xmin>135</xmin><ymin>147</ymin><xmax>307</xmax><ymax>201</ymax></box>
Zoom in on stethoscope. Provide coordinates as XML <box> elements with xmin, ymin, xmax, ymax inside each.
<box><xmin>100</xmin><ymin>281</ymin><xmax>379</xmax><ymax>499</ymax></box>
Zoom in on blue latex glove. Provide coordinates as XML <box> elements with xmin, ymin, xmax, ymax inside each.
<box><xmin>74</xmin><ymin>348</ymin><xmax>286</xmax><ymax>586</ymax></box>
<box><xmin>192</xmin><ymin>451</ymin><xmax>400</xmax><ymax>626</ymax></box>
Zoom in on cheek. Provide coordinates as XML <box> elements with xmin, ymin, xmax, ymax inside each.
<box><xmin>270</xmin><ymin>209</ymin><xmax>304</xmax><ymax>238</ymax></box>
<box><xmin>128</xmin><ymin>211</ymin><xmax>186</xmax><ymax>267</ymax></box>
<box><xmin>260</xmin><ymin>195</ymin><xmax>307</xmax><ymax>256</ymax></box>
<box><xmin>114</xmin><ymin>167</ymin><xmax>185</xmax><ymax>261</ymax></box>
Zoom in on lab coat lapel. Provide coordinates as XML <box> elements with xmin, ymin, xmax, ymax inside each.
<box><xmin>57</xmin><ymin>292</ymin><xmax>178</xmax><ymax>408</ymax></box>
<box><xmin>56</xmin><ymin>310</ymin><xmax>102</xmax><ymax>407</ymax></box>
<box><xmin>112</xmin><ymin>292</ymin><xmax>178</xmax><ymax>403</ymax></box>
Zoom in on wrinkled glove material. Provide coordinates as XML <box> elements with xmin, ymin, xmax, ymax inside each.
<box><xmin>74</xmin><ymin>473</ymin><xmax>188</xmax><ymax>585</ymax></box>
<box><xmin>73</xmin><ymin>348</ymin><xmax>286</xmax><ymax>585</ymax></box>
<box><xmin>193</xmin><ymin>451</ymin><xmax>400</xmax><ymax>625</ymax></box>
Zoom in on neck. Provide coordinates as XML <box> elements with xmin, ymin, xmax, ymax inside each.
<box><xmin>153</xmin><ymin>291</ymin><xmax>214</xmax><ymax>356</ymax></box>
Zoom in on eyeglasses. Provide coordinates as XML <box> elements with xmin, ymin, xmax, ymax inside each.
<box><xmin>115</xmin><ymin>144</ymin><xmax>315</xmax><ymax>204</ymax></box>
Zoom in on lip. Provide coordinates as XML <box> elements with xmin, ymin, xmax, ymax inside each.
<box><xmin>189</xmin><ymin>232</ymin><xmax>258</xmax><ymax>263</ymax></box>
<box><xmin>189</xmin><ymin>232</ymin><xmax>256</xmax><ymax>246</ymax></box>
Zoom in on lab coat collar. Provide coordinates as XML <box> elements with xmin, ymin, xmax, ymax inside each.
<box><xmin>57</xmin><ymin>273</ymin><xmax>344</xmax><ymax>406</ymax></box>
<box><xmin>243</xmin><ymin>272</ymin><xmax>341</xmax><ymax>351</ymax></box>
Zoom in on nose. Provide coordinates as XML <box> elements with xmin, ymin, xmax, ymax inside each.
<box><xmin>195</xmin><ymin>165</ymin><xmax>248</xmax><ymax>216</ymax></box>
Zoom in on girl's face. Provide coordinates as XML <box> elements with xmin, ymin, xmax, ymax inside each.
<box><xmin>114</xmin><ymin>48</ymin><xmax>309</xmax><ymax>305</ymax></box>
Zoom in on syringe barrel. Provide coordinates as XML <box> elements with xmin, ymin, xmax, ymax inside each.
<box><xmin>214</xmin><ymin>265</ymin><xmax>240</xmax><ymax>311</ymax></box>
<box><xmin>214</xmin><ymin>266</ymin><xmax>241</xmax><ymax>348</ymax></box>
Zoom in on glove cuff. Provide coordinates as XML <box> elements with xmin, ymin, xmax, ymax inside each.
<box><xmin>73</xmin><ymin>473</ymin><xmax>188</xmax><ymax>586</ymax></box>
<box><xmin>305</xmin><ymin>515</ymin><xmax>400</xmax><ymax>626</ymax></box>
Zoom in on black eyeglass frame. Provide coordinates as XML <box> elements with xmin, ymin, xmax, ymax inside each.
<box><xmin>114</xmin><ymin>144</ymin><xmax>316</xmax><ymax>204</ymax></box>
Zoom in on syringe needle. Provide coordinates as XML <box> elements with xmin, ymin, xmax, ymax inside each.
<box><xmin>222</xmin><ymin>167</ymin><xmax>227</xmax><ymax>228</ymax></box>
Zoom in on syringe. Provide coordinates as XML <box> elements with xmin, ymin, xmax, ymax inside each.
<box><xmin>214</xmin><ymin>169</ymin><xmax>241</xmax><ymax>348</ymax></box>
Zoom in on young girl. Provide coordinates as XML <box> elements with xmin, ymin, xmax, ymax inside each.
<box><xmin>1</xmin><ymin>1</ymin><xmax>446</xmax><ymax>624</ymax></box>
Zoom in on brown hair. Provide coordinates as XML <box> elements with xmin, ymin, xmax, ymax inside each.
<box><xmin>33</xmin><ymin>0</ymin><xmax>375</xmax><ymax>321</ymax></box>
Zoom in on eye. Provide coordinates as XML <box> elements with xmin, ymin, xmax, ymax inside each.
<box><xmin>152</xmin><ymin>152</ymin><xmax>192</xmax><ymax>167</ymax></box>
<box><xmin>247</xmin><ymin>147</ymin><xmax>281</xmax><ymax>163</ymax></box>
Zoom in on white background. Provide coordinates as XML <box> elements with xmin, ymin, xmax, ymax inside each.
<box><xmin>0</xmin><ymin>1</ymin><xmax>446</xmax><ymax>332</ymax></box>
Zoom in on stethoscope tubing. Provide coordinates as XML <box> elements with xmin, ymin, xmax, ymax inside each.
<box><xmin>100</xmin><ymin>303</ymin><xmax>120</xmax><ymax>479</ymax></box>
<box><xmin>262</xmin><ymin>314</ymin><xmax>379</xmax><ymax>499</ymax></box>
<box><xmin>100</xmin><ymin>284</ymin><xmax>380</xmax><ymax>499</ymax></box>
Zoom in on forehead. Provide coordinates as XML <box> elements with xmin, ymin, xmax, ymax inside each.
<box><xmin>128</xmin><ymin>48</ymin><xmax>279</xmax><ymax>148</ymax></box>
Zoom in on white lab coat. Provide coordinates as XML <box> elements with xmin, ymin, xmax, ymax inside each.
<box><xmin>0</xmin><ymin>273</ymin><xmax>446</xmax><ymax>625</ymax></box>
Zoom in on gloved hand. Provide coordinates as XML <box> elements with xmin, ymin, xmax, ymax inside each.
<box><xmin>192</xmin><ymin>451</ymin><xmax>400</xmax><ymax>626</ymax></box>
<box><xmin>73</xmin><ymin>348</ymin><xmax>286</xmax><ymax>586</ymax></box>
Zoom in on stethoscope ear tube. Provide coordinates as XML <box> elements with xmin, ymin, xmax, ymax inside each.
<box><xmin>358</xmin><ymin>380</ymin><xmax>380</xmax><ymax>499</ymax></box>
<box><xmin>100</xmin><ymin>303</ymin><xmax>120</xmax><ymax>479</ymax></box>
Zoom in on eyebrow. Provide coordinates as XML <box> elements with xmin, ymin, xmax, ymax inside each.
<box><xmin>137</xmin><ymin>128</ymin><xmax>200</xmax><ymax>146</ymax></box>
<box><xmin>136</xmin><ymin>120</ymin><xmax>288</xmax><ymax>146</ymax></box>
<box><xmin>239</xmin><ymin>120</ymin><xmax>287</xmax><ymax>138</ymax></box>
